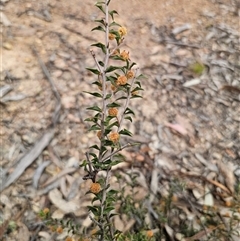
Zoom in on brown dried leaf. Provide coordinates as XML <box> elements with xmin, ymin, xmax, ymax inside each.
<box><xmin>217</xmin><ymin>160</ymin><xmax>236</xmax><ymax>194</ymax></box>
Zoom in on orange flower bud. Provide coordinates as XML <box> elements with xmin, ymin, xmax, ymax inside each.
<box><xmin>118</xmin><ymin>26</ymin><xmax>127</xmax><ymax>36</ymax></box>
<box><xmin>43</xmin><ymin>208</ymin><xmax>50</xmax><ymax>214</ymax></box>
<box><xmin>91</xmin><ymin>228</ymin><xmax>98</xmax><ymax>236</ymax></box>
<box><xmin>109</xmin><ymin>33</ymin><xmax>115</xmax><ymax>40</ymax></box>
<box><xmin>126</xmin><ymin>70</ymin><xmax>134</xmax><ymax>79</ymax></box>
<box><xmin>56</xmin><ymin>226</ymin><xmax>63</xmax><ymax>234</ymax></box>
<box><xmin>112</xmin><ymin>49</ymin><xmax>120</xmax><ymax>56</ymax></box>
<box><xmin>65</xmin><ymin>237</ymin><xmax>73</xmax><ymax>241</ymax></box>
<box><xmin>146</xmin><ymin>230</ymin><xmax>154</xmax><ymax>238</ymax></box>
<box><xmin>109</xmin><ymin>132</ymin><xmax>120</xmax><ymax>143</ymax></box>
<box><xmin>120</xmin><ymin>50</ymin><xmax>130</xmax><ymax>61</ymax></box>
<box><xmin>90</xmin><ymin>182</ymin><xmax>101</xmax><ymax>194</ymax></box>
<box><xmin>116</xmin><ymin>75</ymin><xmax>127</xmax><ymax>85</ymax></box>
<box><xmin>111</xmin><ymin>84</ymin><xmax>117</xmax><ymax>91</ymax></box>
<box><xmin>97</xmin><ymin>130</ymin><xmax>102</xmax><ymax>140</ymax></box>
<box><xmin>131</xmin><ymin>90</ymin><xmax>138</xmax><ymax>96</ymax></box>
<box><xmin>108</xmin><ymin>107</ymin><xmax>118</xmax><ymax>117</ymax></box>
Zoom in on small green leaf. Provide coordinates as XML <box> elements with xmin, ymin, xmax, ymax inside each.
<box><xmin>107</xmin><ymin>121</ymin><xmax>119</xmax><ymax>129</ymax></box>
<box><xmin>89</xmin><ymin>145</ymin><xmax>100</xmax><ymax>150</ymax></box>
<box><xmin>105</xmin><ymin>93</ymin><xmax>112</xmax><ymax>100</ymax></box>
<box><xmin>88</xmin><ymin>125</ymin><xmax>101</xmax><ymax>131</ymax></box>
<box><xmin>130</xmin><ymin>62</ymin><xmax>137</xmax><ymax>69</ymax></box>
<box><xmin>98</xmin><ymin>61</ymin><xmax>104</xmax><ymax>67</ymax></box>
<box><xmin>116</xmin><ymin>96</ymin><xmax>127</xmax><ymax>101</ymax></box>
<box><xmin>108</xmin><ymin>189</ymin><xmax>118</xmax><ymax>195</ymax></box>
<box><xmin>124</xmin><ymin>107</ymin><xmax>135</xmax><ymax>115</ymax></box>
<box><xmin>91</xmin><ymin>42</ymin><xmax>106</xmax><ymax>54</ymax></box>
<box><xmin>109</xmin><ymin>10</ymin><xmax>118</xmax><ymax>20</ymax></box>
<box><xmin>130</xmin><ymin>95</ymin><xmax>142</xmax><ymax>99</ymax></box>
<box><xmin>124</xmin><ymin>116</ymin><xmax>133</xmax><ymax>122</ymax></box>
<box><xmin>110</xmin><ymin>159</ymin><xmax>122</xmax><ymax>166</ymax></box>
<box><xmin>106</xmin><ymin>102</ymin><xmax>121</xmax><ymax>108</ymax></box>
<box><xmin>109</xmin><ymin>29</ymin><xmax>121</xmax><ymax>38</ymax></box>
<box><xmin>131</xmin><ymin>86</ymin><xmax>144</xmax><ymax>92</ymax></box>
<box><xmin>105</xmin><ymin>65</ymin><xmax>121</xmax><ymax>73</ymax></box>
<box><xmin>84</xmin><ymin>117</ymin><xmax>93</xmax><ymax>122</ymax></box>
<box><xmin>86</xmin><ymin>68</ymin><xmax>100</xmax><ymax>75</ymax></box>
<box><xmin>89</xmin><ymin>152</ymin><xmax>98</xmax><ymax>158</ymax></box>
<box><xmin>86</xmin><ymin>105</ymin><xmax>102</xmax><ymax>112</ymax></box>
<box><xmin>94</xmin><ymin>19</ymin><xmax>105</xmax><ymax>26</ymax></box>
<box><xmin>79</xmin><ymin>159</ymin><xmax>87</xmax><ymax>168</ymax></box>
<box><xmin>103</xmin><ymin>206</ymin><xmax>115</xmax><ymax>214</ymax></box>
<box><xmin>91</xmin><ymin>25</ymin><xmax>105</xmax><ymax>32</ymax></box>
<box><xmin>104</xmin><ymin>115</ymin><xmax>115</xmax><ymax>124</ymax></box>
<box><xmin>102</xmin><ymin>139</ymin><xmax>115</xmax><ymax>146</ymax></box>
<box><xmin>109</xmin><ymin>21</ymin><xmax>121</xmax><ymax>27</ymax></box>
<box><xmin>83</xmin><ymin>91</ymin><xmax>102</xmax><ymax>98</ymax></box>
<box><xmin>95</xmin><ymin>2</ymin><xmax>105</xmax><ymax>14</ymax></box>
<box><xmin>119</xmin><ymin>129</ymin><xmax>132</xmax><ymax>137</ymax></box>
<box><xmin>137</xmin><ymin>73</ymin><xmax>147</xmax><ymax>79</ymax></box>
<box><xmin>110</xmin><ymin>55</ymin><xmax>125</xmax><ymax>61</ymax></box>
<box><xmin>135</xmin><ymin>81</ymin><xmax>142</xmax><ymax>87</ymax></box>
<box><xmin>87</xmin><ymin>206</ymin><xmax>100</xmax><ymax>216</ymax></box>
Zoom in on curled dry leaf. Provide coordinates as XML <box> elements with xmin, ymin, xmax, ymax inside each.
<box><xmin>48</xmin><ymin>188</ymin><xmax>80</xmax><ymax>213</ymax></box>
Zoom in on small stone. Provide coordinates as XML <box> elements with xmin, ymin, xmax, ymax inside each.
<box><xmin>24</xmin><ymin>58</ymin><xmax>31</xmax><ymax>63</ymax></box>
<box><xmin>3</xmin><ymin>42</ymin><xmax>13</xmax><ymax>50</ymax></box>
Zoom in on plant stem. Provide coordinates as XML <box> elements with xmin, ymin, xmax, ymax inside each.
<box><xmin>118</xmin><ymin>69</ymin><xmax>138</xmax><ymax>131</ymax></box>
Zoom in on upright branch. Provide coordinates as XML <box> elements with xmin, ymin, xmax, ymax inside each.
<box><xmin>82</xmin><ymin>0</ymin><xmax>145</xmax><ymax>239</ymax></box>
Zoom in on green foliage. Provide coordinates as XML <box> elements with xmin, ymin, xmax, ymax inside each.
<box><xmin>189</xmin><ymin>61</ymin><xmax>205</xmax><ymax>75</ymax></box>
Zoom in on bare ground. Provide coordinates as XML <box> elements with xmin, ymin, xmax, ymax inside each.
<box><xmin>1</xmin><ymin>0</ymin><xmax>240</xmax><ymax>240</ymax></box>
